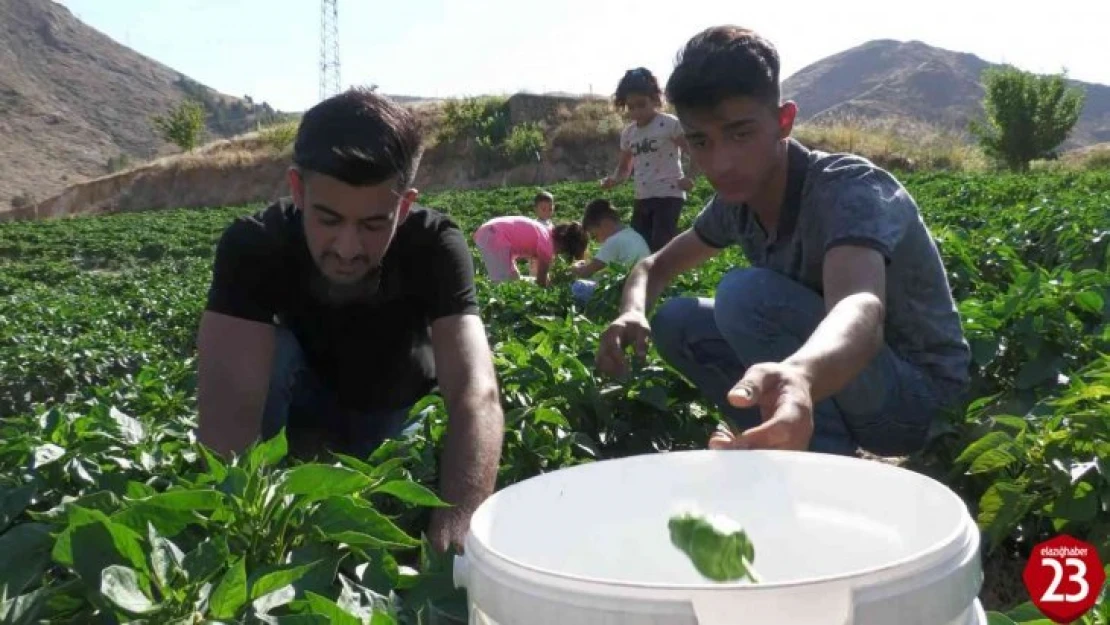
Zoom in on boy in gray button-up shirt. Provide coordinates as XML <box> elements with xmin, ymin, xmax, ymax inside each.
<box><xmin>596</xmin><ymin>26</ymin><xmax>971</xmax><ymax>457</ymax></box>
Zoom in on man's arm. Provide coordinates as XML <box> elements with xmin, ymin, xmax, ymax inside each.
<box><xmin>428</xmin><ymin>313</ymin><xmax>505</xmax><ymax>550</ymax></box>
<box><xmin>196</xmin><ymin>311</ymin><xmax>276</xmax><ymax>457</ymax></box>
<box><xmin>620</xmin><ymin>229</ymin><xmax>721</xmax><ymax>316</ymax></box>
<box><xmin>781</xmin><ymin>245</ymin><xmax>887</xmax><ymax>402</ymax></box>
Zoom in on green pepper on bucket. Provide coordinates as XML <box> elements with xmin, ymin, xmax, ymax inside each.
<box><xmin>669</xmin><ymin>510</ymin><xmax>761</xmax><ymax>583</ymax></box>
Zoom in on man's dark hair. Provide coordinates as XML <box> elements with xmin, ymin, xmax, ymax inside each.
<box><xmin>534</xmin><ymin>191</ymin><xmax>554</xmax><ymax>205</ymax></box>
<box><xmin>582</xmin><ymin>198</ymin><xmax>621</xmax><ymax>229</ymax></box>
<box><xmin>665</xmin><ymin>26</ymin><xmax>781</xmax><ymax>113</ymax></box>
<box><xmin>614</xmin><ymin>67</ymin><xmax>662</xmax><ymax>108</ymax></box>
<box><xmin>293</xmin><ymin>86</ymin><xmax>423</xmax><ymax>188</ymax></box>
<box><xmin>552</xmin><ymin>223</ymin><xmax>589</xmax><ymax>260</ymax></box>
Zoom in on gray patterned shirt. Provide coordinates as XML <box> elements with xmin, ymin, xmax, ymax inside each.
<box><xmin>692</xmin><ymin>139</ymin><xmax>971</xmax><ymax>394</ymax></box>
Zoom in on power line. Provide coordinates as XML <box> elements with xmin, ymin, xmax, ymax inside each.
<box><xmin>319</xmin><ymin>0</ymin><xmax>341</xmax><ymax>100</ymax></box>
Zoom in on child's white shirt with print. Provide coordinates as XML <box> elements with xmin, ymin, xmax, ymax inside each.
<box><xmin>620</xmin><ymin>112</ymin><xmax>686</xmax><ymax>200</ymax></box>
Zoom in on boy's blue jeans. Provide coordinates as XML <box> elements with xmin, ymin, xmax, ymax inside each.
<box><xmin>571</xmin><ymin>279</ymin><xmax>597</xmax><ymax>304</ymax></box>
<box><xmin>261</xmin><ymin>325</ymin><xmax>422</xmax><ymax>459</ymax></box>
<box><xmin>651</xmin><ymin>267</ymin><xmax>950</xmax><ymax>457</ymax></box>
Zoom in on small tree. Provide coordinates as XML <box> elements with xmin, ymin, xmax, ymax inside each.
<box><xmin>970</xmin><ymin>66</ymin><xmax>1086</xmax><ymax>172</ymax></box>
<box><xmin>152</xmin><ymin>99</ymin><xmax>207</xmax><ymax>151</ymax></box>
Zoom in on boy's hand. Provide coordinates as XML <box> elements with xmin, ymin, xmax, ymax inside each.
<box><xmin>678</xmin><ymin>176</ymin><xmax>695</xmax><ymax>192</ymax></box>
<box><xmin>600</xmin><ymin>176</ymin><xmax>617</xmax><ymax>190</ymax></box>
<box><xmin>597</xmin><ymin>311</ymin><xmax>651</xmax><ymax>379</ymax></box>
<box><xmin>707</xmin><ymin>362</ymin><xmax>815</xmax><ymax>451</ymax></box>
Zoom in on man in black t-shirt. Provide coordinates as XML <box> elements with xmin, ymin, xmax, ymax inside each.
<box><xmin>196</xmin><ymin>87</ymin><xmax>505</xmax><ymax>553</ymax></box>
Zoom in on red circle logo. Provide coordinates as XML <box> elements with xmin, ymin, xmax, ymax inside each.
<box><xmin>1023</xmin><ymin>534</ymin><xmax>1106</xmax><ymax>623</ymax></box>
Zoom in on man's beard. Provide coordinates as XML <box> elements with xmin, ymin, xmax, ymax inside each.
<box><xmin>309</xmin><ymin>262</ymin><xmax>383</xmax><ymax>306</ymax></box>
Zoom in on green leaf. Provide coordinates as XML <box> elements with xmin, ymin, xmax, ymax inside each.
<box><xmin>309</xmin><ymin>496</ymin><xmax>420</xmax><ymax>548</ymax></box>
<box><xmin>100</xmin><ymin>565</ymin><xmax>157</xmax><ymax>615</ymax></box>
<box><xmin>278</xmin><ymin>466</ymin><xmax>372</xmax><ymax>502</ymax></box>
<box><xmin>1050</xmin><ymin>480</ymin><xmax>1098</xmax><ymax>522</ymax></box>
<box><xmin>31</xmin><ymin>443</ymin><xmax>65</xmax><ymax>468</ymax></box>
<box><xmin>182</xmin><ymin>536</ymin><xmax>230</xmax><ymax>584</ymax></box>
<box><xmin>53</xmin><ymin>508</ymin><xmax>149</xmax><ymax>585</ymax></box>
<box><xmin>971</xmin><ymin>338</ymin><xmax>1000</xmax><ymax>366</ymax></box>
<box><xmin>208</xmin><ymin>557</ymin><xmax>248</xmax><ymax>620</ymax></box>
<box><xmin>370</xmin><ymin>480</ymin><xmax>450</xmax><ymax>508</ymax></box>
<box><xmin>249</xmin><ymin>560</ymin><xmax>322</xmax><ymax>601</ymax></box>
<box><xmin>990</xmin><ymin>415</ymin><xmax>1028</xmax><ymax>433</ymax></box>
<box><xmin>148</xmin><ymin>524</ymin><xmax>184</xmax><ymax>591</ymax></box>
<box><xmin>977</xmin><ymin>481</ymin><xmax>1037</xmax><ymax>551</ymax></box>
<box><xmin>0</xmin><ymin>586</ymin><xmax>49</xmax><ymax>624</ymax></box>
<box><xmin>0</xmin><ymin>484</ymin><xmax>36</xmax><ymax>529</ymax></box>
<box><xmin>108</xmin><ymin>407</ymin><xmax>145</xmax><ymax>445</ymax></box>
<box><xmin>199</xmin><ymin>445</ymin><xmax>228</xmax><ymax>483</ymax></box>
<box><xmin>1004</xmin><ymin>601</ymin><xmax>1049</xmax><ymax>621</ymax></box>
<box><xmin>985</xmin><ymin>613</ymin><xmax>1017</xmax><ymax>625</ymax></box>
<box><xmin>248</xmin><ymin>429</ymin><xmax>288</xmax><ymax>472</ymax></box>
<box><xmin>113</xmin><ymin>489</ymin><xmax>223</xmax><ymax>536</ymax></box>
<box><xmin>969</xmin><ymin>446</ymin><xmax>1019</xmax><ymax>474</ymax></box>
<box><xmin>0</xmin><ymin>522</ymin><xmax>53</xmax><ymax>598</ymax></box>
<box><xmin>532</xmin><ymin>406</ymin><xmax>570</xmax><ymax>428</ymax></box>
<box><xmin>269</xmin><ymin>616</ymin><xmax>330</xmax><ymax>624</ymax></box>
<box><xmin>304</xmin><ymin>592</ymin><xmax>362</xmax><ymax>625</ymax></box>
<box><xmin>668</xmin><ymin>510</ymin><xmax>759</xmax><ymax>583</ymax></box>
<box><xmin>955</xmin><ymin>431</ymin><xmax>1014</xmax><ymax>467</ymax></box>
<box><xmin>1014</xmin><ymin>353</ymin><xmax>1063</xmax><ymax>390</ymax></box>
<box><xmin>1075</xmin><ymin>290</ymin><xmax>1104</xmax><ymax>315</ymax></box>
<box><xmin>370</xmin><ymin>611</ymin><xmax>397</xmax><ymax>625</ymax></box>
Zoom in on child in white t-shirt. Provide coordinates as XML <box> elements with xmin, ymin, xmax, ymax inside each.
<box><xmin>533</xmin><ymin>190</ymin><xmax>555</xmax><ymax>228</ymax></box>
<box><xmin>600</xmin><ymin>67</ymin><xmax>696</xmax><ymax>253</ymax></box>
<box><xmin>570</xmin><ymin>198</ymin><xmax>651</xmax><ymax>303</ymax></box>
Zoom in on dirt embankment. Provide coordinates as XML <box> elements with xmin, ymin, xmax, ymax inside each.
<box><xmin>2</xmin><ymin>131</ymin><xmax>616</xmax><ymax>223</ymax></box>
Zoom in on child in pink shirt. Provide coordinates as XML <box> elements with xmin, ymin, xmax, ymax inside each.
<box><xmin>473</xmin><ymin>216</ymin><xmax>588</xmax><ymax>287</ymax></box>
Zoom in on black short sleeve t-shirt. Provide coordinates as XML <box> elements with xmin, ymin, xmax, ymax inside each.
<box><xmin>205</xmin><ymin>198</ymin><xmax>480</xmax><ymax>412</ymax></box>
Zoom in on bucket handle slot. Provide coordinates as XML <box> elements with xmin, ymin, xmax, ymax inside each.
<box><xmin>691</xmin><ymin>586</ymin><xmax>852</xmax><ymax>625</ymax></box>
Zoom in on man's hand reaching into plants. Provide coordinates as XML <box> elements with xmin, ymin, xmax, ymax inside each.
<box><xmin>708</xmin><ymin>362</ymin><xmax>815</xmax><ymax>451</ymax></box>
<box><xmin>597</xmin><ymin>311</ymin><xmax>652</xmax><ymax>379</ymax></box>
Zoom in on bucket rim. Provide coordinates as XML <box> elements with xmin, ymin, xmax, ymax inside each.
<box><xmin>465</xmin><ymin>449</ymin><xmax>978</xmax><ymax>592</ymax></box>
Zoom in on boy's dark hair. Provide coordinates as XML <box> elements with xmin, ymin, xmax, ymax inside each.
<box><xmin>582</xmin><ymin>198</ymin><xmax>621</xmax><ymax>229</ymax></box>
<box><xmin>665</xmin><ymin>26</ymin><xmax>781</xmax><ymax>113</ymax></box>
<box><xmin>534</xmin><ymin>191</ymin><xmax>554</xmax><ymax>206</ymax></box>
<box><xmin>614</xmin><ymin>67</ymin><xmax>663</xmax><ymax>108</ymax></box>
<box><xmin>293</xmin><ymin>86</ymin><xmax>423</xmax><ymax>188</ymax></box>
<box><xmin>552</xmin><ymin>223</ymin><xmax>589</xmax><ymax>260</ymax></box>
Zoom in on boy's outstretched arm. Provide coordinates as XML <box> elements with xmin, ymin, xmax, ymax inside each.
<box><xmin>572</xmin><ymin>258</ymin><xmax>606</xmax><ymax>279</ymax></box>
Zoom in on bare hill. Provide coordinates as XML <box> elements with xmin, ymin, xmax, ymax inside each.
<box><xmin>783</xmin><ymin>39</ymin><xmax>1110</xmax><ymax>149</ymax></box>
<box><xmin>0</xmin><ymin>0</ymin><xmax>289</xmax><ymax>209</ymax></box>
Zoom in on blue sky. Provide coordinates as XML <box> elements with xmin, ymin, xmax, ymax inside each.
<box><xmin>57</xmin><ymin>0</ymin><xmax>1110</xmax><ymax>113</ymax></box>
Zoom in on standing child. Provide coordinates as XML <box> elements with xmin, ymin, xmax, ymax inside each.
<box><xmin>534</xmin><ymin>191</ymin><xmax>555</xmax><ymax>228</ymax></box>
<box><xmin>473</xmin><ymin>216</ymin><xmax>588</xmax><ymax>287</ymax></box>
<box><xmin>530</xmin><ymin>191</ymin><xmax>556</xmax><ymax>276</ymax></box>
<box><xmin>570</xmin><ymin>199</ymin><xmax>651</xmax><ymax>303</ymax></box>
<box><xmin>601</xmin><ymin>67</ymin><xmax>696</xmax><ymax>253</ymax></box>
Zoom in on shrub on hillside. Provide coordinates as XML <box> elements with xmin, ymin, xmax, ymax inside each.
<box><xmin>502</xmin><ymin>122</ymin><xmax>545</xmax><ymax>166</ymax></box>
<box><xmin>151</xmin><ymin>99</ymin><xmax>207</xmax><ymax>152</ymax></box>
<box><xmin>436</xmin><ymin>96</ymin><xmax>510</xmax><ymax>146</ymax></box>
<box><xmin>970</xmin><ymin>66</ymin><xmax>1086</xmax><ymax>172</ymax></box>
<box><xmin>257</xmin><ymin>120</ymin><xmax>298</xmax><ymax>154</ymax></box>
<box><xmin>550</xmin><ymin>101</ymin><xmax>624</xmax><ymax>150</ymax></box>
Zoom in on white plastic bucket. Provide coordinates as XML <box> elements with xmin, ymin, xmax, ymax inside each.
<box><xmin>453</xmin><ymin>450</ymin><xmax>986</xmax><ymax>625</ymax></box>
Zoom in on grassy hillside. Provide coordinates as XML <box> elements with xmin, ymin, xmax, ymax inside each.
<box><xmin>0</xmin><ymin>172</ymin><xmax>1107</xmax><ymax>623</ymax></box>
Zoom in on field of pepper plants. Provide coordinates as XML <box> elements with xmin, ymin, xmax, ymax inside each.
<box><xmin>0</xmin><ymin>170</ymin><xmax>1107</xmax><ymax>624</ymax></box>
